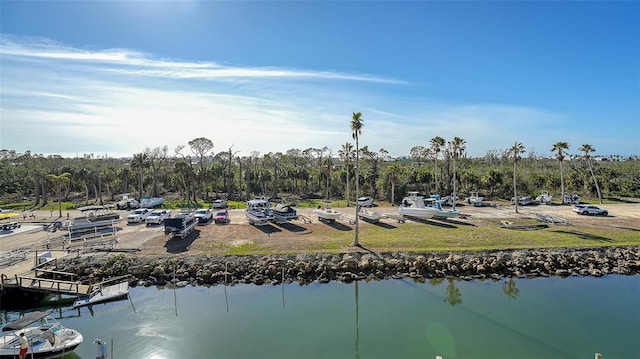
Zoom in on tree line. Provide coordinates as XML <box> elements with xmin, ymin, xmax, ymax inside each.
<box><xmin>1</xmin><ymin>129</ymin><xmax>639</xmax><ymax>210</ymax></box>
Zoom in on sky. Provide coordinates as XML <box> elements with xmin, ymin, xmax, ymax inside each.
<box><xmin>1</xmin><ymin>1</ymin><xmax>639</xmax><ymax>159</ymax></box>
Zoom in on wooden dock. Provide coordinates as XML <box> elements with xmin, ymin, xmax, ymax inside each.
<box><xmin>0</xmin><ymin>250</ymin><xmax>91</xmax><ymax>297</ymax></box>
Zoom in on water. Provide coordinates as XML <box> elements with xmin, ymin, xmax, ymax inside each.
<box><xmin>2</xmin><ymin>275</ymin><xmax>639</xmax><ymax>359</ymax></box>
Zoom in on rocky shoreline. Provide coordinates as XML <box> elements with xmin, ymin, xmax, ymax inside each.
<box><xmin>57</xmin><ymin>246</ymin><xmax>640</xmax><ymax>287</ymax></box>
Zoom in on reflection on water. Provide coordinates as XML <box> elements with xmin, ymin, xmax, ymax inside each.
<box><xmin>1</xmin><ymin>275</ymin><xmax>638</xmax><ymax>358</ymax></box>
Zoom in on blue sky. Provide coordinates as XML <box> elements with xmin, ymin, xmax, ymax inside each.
<box><xmin>1</xmin><ymin>1</ymin><xmax>638</xmax><ymax>159</ymax></box>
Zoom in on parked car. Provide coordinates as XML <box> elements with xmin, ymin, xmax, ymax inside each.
<box><xmin>572</xmin><ymin>204</ymin><xmax>608</xmax><ymax>216</ymax></box>
<box><xmin>127</xmin><ymin>208</ymin><xmax>151</xmax><ymax>223</ymax></box>
<box><xmin>212</xmin><ymin>199</ymin><xmax>227</xmax><ymax>209</ymax></box>
<box><xmin>145</xmin><ymin>209</ymin><xmax>172</xmax><ymax>226</ymax></box>
<box><xmin>194</xmin><ymin>208</ymin><xmax>214</xmax><ymax>223</ymax></box>
<box><xmin>214</xmin><ymin>210</ymin><xmax>229</xmax><ymax>224</ymax></box>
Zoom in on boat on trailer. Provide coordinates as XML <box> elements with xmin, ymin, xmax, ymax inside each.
<box><xmin>164</xmin><ymin>211</ymin><xmax>197</xmax><ymax>238</ymax></box>
<box><xmin>313</xmin><ymin>201</ymin><xmax>342</xmax><ymax>222</ymax></box>
<box><xmin>246</xmin><ymin>198</ymin><xmax>274</xmax><ymax>226</ymax></box>
<box><xmin>426</xmin><ymin>195</ymin><xmax>460</xmax><ymax>219</ymax></box>
<box><xmin>465</xmin><ymin>191</ymin><xmax>484</xmax><ymax>207</ymax></box>
<box><xmin>271</xmin><ymin>203</ymin><xmax>299</xmax><ymax>222</ymax></box>
<box><xmin>358</xmin><ymin>207</ymin><xmax>383</xmax><ymax>222</ymax></box>
<box><xmin>1</xmin><ymin>311</ymin><xmax>83</xmax><ymax>358</ymax></box>
<box><xmin>398</xmin><ymin>192</ymin><xmax>438</xmax><ymax>220</ymax></box>
<box><xmin>536</xmin><ymin>191</ymin><xmax>553</xmax><ymax>205</ymax></box>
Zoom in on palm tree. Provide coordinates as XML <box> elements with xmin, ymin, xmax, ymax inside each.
<box><xmin>338</xmin><ymin>142</ymin><xmax>355</xmax><ymax>206</ymax></box>
<box><xmin>551</xmin><ymin>142</ymin><xmax>570</xmax><ymax>204</ymax></box>
<box><xmin>508</xmin><ymin>142</ymin><xmax>526</xmax><ymax>214</ymax></box>
<box><xmin>447</xmin><ymin>137</ymin><xmax>466</xmax><ymax>211</ymax></box>
<box><xmin>131</xmin><ymin>152</ymin><xmax>148</xmax><ymax>198</ymax></box>
<box><xmin>384</xmin><ymin>163</ymin><xmax>402</xmax><ymax>206</ymax></box>
<box><xmin>47</xmin><ymin>172</ymin><xmax>71</xmax><ymax>217</ymax></box>
<box><xmin>429</xmin><ymin>136</ymin><xmax>446</xmax><ymax>194</ymax></box>
<box><xmin>350</xmin><ymin>112</ymin><xmax>364</xmax><ymax>247</ymax></box>
<box><xmin>579</xmin><ymin>144</ymin><xmax>603</xmax><ymax>204</ymax></box>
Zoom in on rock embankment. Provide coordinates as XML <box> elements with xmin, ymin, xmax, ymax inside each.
<box><xmin>57</xmin><ymin>246</ymin><xmax>640</xmax><ymax>287</ymax></box>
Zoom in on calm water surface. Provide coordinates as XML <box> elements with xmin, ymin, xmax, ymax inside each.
<box><xmin>2</xmin><ymin>275</ymin><xmax>639</xmax><ymax>359</ymax></box>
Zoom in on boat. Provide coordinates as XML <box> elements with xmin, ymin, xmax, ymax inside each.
<box><xmin>140</xmin><ymin>196</ymin><xmax>164</xmax><ymax>208</ymax></box>
<box><xmin>115</xmin><ymin>193</ymin><xmax>139</xmax><ymax>210</ymax></box>
<box><xmin>358</xmin><ymin>207</ymin><xmax>383</xmax><ymax>222</ymax></box>
<box><xmin>536</xmin><ymin>191</ymin><xmax>553</xmax><ymax>205</ymax></box>
<box><xmin>271</xmin><ymin>203</ymin><xmax>299</xmax><ymax>222</ymax></box>
<box><xmin>313</xmin><ymin>201</ymin><xmax>342</xmax><ymax>222</ymax></box>
<box><xmin>356</xmin><ymin>196</ymin><xmax>374</xmax><ymax>207</ymax></box>
<box><xmin>72</xmin><ymin>281</ymin><xmax>129</xmax><ymax>308</ymax></box>
<box><xmin>164</xmin><ymin>211</ymin><xmax>197</xmax><ymax>238</ymax></box>
<box><xmin>398</xmin><ymin>192</ymin><xmax>437</xmax><ymax>219</ymax></box>
<box><xmin>65</xmin><ymin>205</ymin><xmax>121</xmax><ymax>233</ymax></box>
<box><xmin>246</xmin><ymin>198</ymin><xmax>274</xmax><ymax>226</ymax></box>
<box><xmin>0</xmin><ymin>311</ymin><xmax>83</xmax><ymax>358</ymax></box>
<box><xmin>563</xmin><ymin>193</ymin><xmax>580</xmax><ymax>205</ymax></box>
<box><xmin>426</xmin><ymin>195</ymin><xmax>460</xmax><ymax>219</ymax></box>
<box><xmin>511</xmin><ymin>196</ymin><xmax>533</xmax><ymax>206</ymax></box>
<box><xmin>465</xmin><ymin>191</ymin><xmax>484</xmax><ymax>207</ymax></box>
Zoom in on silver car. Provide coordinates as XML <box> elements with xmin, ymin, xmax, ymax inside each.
<box><xmin>572</xmin><ymin>204</ymin><xmax>608</xmax><ymax>216</ymax></box>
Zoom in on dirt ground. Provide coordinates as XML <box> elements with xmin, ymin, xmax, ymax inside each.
<box><xmin>1</xmin><ymin>202</ymin><xmax>639</xmax><ymax>257</ymax></box>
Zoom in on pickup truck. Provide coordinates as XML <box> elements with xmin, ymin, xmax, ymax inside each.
<box><xmin>145</xmin><ymin>209</ymin><xmax>172</xmax><ymax>226</ymax></box>
<box><xmin>127</xmin><ymin>208</ymin><xmax>151</xmax><ymax>224</ymax></box>
<box><xmin>193</xmin><ymin>208</ymin><xmax>214</xmax><ymax>224</ymax></box>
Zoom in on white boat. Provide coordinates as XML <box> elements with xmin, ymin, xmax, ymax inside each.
<box><xmin>511</xmin><ymin>196</ymin><xmax>533</xmax><ymax>206</ymax></box>
<box><xmin>246</xmin><ymin>198</ymin><xmax>274</xmax><ymax>226</ymax></box>
<box><xmin>356</xmin><ymin>196</ymin><xmax>374</xmax><ymax>207</ymax></box>
<box><xmin>465</xmin><ymin>191</ymin><xmax>484</xmax><ymax>207</ymax></box>
<box><xmin>536</xmin><ymin>191</ymin><xmax>553</xmax><ymax>205</ymax></box>
<box><xmin>73</xmin><ymin>281</ymin><xmax>129</xmax><ymax>308</ymax></box>
<box><xmin>0</xmin><ymin>311</ymin><xmax>83</xmax><ymax>358</ymax></box>
<box><xmin>358</xmin><ymin>207</ymin><xmax>383</xmax><ymax>222</ymax></box>
<box><xmin>140</xmin><ymin>196</ymin><xmax>164</xmax><ymax>208</ymax></box>
<box><xmin>398</xmin><ymin>192</ymin><xmax>438</xmax><ymax>219</ymax></box>
<box><xmin>426</xmin><ymin>195</ymin><xmax>460</xmax><ymax>219</ymax></box>
<box><xmin>313</xmin><ymin>201</ymin><xmax>342</xmax><ymax>222</ymax></box>
<box><xmin>272</xmin><ymin>203</ymin><xmax>299</xmax><ymax>222</ymax></box>
<box><xmin>563</xmin><ymin>193</ymin><xmax>580</xmax><ymax>205</ymax></box>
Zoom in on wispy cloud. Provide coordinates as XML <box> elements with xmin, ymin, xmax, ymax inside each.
<box><xmin>1</xmin><ymin>35</ymin><xmax>594</xmax><ymax>158</ymax></box>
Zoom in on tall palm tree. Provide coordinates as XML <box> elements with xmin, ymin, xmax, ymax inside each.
<box><xmin>338</xmin><ymin>142</ymin><xmax>355</xmax><ymax>206</ymax></box>
<box><xmin>384</xmin><ymin>163</ymin><xmax>402</xmax><ymax>206</ymax></box>
<box><xmin>350</xmin><ymin>112</ymin><xmax>364</xmax><ymax>247</ymax></box>
<box><xmin>579</xmin><ymin>144</ymin><xmax>603</xmax><ymax>204</ymax></box>
<box><xmin>551</xmin><ymin>142</ymin><xmax>570</xmax><ymax>204</ymax></box>
<box><xmin>131</xmin><ymin>152</ymin><xmax>148</xmax><ymax>198</ymax></box>
<box><xmin>508</xmin><ymin>142</ymin><xmax>526</xmax><ymax>214</ymax></box>
<box><xmin>47</xmin><ymin>172</ymin><xmax>71</xmax><ymax>217</ymax></box>
<box><xmin>429</xmin><ymin>136</ymin><xmax>445</xmax><ymax>194</ymax></box>
<box><xmin>447</xmin><ymin>137</ymin><xmax>466</xmax><ymax>211</ymax></box>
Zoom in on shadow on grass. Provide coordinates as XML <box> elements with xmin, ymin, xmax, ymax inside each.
<box><xmin>322</xmin><ymin>220</ymin><xmax>353</xmax><ymax>231</ymax></box>
<box><xmin>372</xmin><ymin>221</ymin><xmax>397</xmax><ymax>229</ymax></box>
<box><xmin>275</xmin><ymin>222</ymin><xmax>309</xmax><ymax>233</ymax></box>
<box><xmin>164</xmin><ymin>229</ymin><xmax>201</xmax><ymax>253</ymax></box>
<box><xmin>605</xmin><ymin>197</ymin><xmax>640</xmax><ymax>204</ymax></box>
<box><xmin>407</xmin><ymin>217</ymin><xmax>457</xmax><ymax>229</ymax></box>
<box><xmin>551</xmin><ymin>230</ymin><xmax>613</xmax><ymax>242</ymax></box>
<box><xmin>433</xmin><ymin>218</ymin><xmax>476</xmax><ymax>227</ymax></box>
<box><xmin>254</xmin><ymin>224</ymin><xmax>282</xmax><ymax>235</ymax></box>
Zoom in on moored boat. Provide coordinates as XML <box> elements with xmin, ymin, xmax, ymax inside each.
<box><xmin>1</xmin><ymin>311</ymin><xmax>83</xmax><ymax>358</ymax></box>
<box><xmin>398</xmin><ymin>192</ymin><xmax>437</xmax><ymax>219</ymax></box>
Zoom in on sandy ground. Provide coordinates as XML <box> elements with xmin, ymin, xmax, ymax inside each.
<box><xmin>1</xmin><ymin>202</ymin><xmax>638</xmax><ymax>258</ymax></box>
